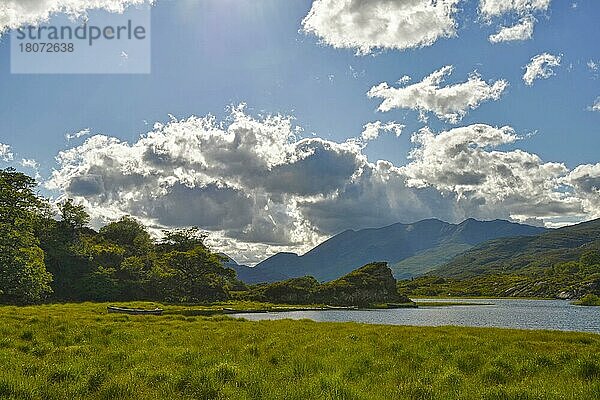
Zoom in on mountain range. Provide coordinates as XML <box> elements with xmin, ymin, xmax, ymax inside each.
<box><xmin>434</xmin><ymin>218</ymin><xmax>600</xmax><ymax>279</ymax></box>
<box><xmin>228</xmin><ymin>218</ymin><xmax>547</xmax><ymax>283</ymax></box>
<box><xmin>399</xmin><ymin>218</ymin><xmax>600</xmax><ymax>299</ymax></box>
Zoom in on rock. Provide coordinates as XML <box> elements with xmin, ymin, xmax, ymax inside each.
<box><xmin>316</xmin><ymin>262</ymin><xmax>411</xmax><ymax>306</ymax></box>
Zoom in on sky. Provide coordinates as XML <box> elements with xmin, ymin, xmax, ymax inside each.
<box><xmin>0</xmin><ymin>0</ymin><xmax>599</xmax><ymax>264</ymax></box>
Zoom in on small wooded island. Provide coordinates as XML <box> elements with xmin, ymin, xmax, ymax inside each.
<box><xmin>242</xmin><ymin>262</ymin><xmax>412</xmax><ymax>307</ymax></box>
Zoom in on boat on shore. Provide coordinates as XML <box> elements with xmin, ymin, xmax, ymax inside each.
<box><xmin>107</xmin><ymin>306</ymin><xmax>164</xmax><ymax>315</ymax></box>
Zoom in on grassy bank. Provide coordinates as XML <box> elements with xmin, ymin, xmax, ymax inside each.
<box><xmin>0</xmin><ymin>303</ymin><xmax>599</xmax><ymax>400</ymax></box>
<box><xmin>574</xmin><ymin>294</ymin><xmax>600</xmax><ymax>306</ymax></box>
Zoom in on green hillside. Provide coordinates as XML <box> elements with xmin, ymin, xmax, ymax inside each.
<box><xmin>400</xmin><ymin>219</ymin><xmax>600</xmax><ymax>299</ymax></box>
<box><xmin>434</xmin><ymin>219</ymin><xmax>600</xmax><ymax>279</ymax></box>
<box><xmin>390</xmin><ymin>243</ymin><xmax>473</xmax><ymax>279</ymax></box>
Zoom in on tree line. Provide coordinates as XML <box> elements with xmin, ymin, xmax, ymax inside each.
<box><xmin>0</xmin><ymin>168</ymin><xmax>243</xmax><ymax>304</ymax></box>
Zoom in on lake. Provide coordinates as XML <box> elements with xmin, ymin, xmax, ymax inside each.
<box><xmin>232</xmin><ymin>299</ymin><xmax>600</xmax><ymax>333</ymax></box>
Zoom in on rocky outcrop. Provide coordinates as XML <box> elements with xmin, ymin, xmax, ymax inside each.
<box><xmin>316</xmin><ymin>262</ymin><xmax>410</xmax><ymax>306</ymax></box>
<box><xmin>245</xmin><ymin>262</ymin><xmax>412</xmax><ymax>306</ymax></box>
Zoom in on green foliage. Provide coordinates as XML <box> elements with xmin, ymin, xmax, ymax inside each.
<box><xmin>435</xmin><ymin>219</ymin><xmax>600</xmax><ymax>279</ymax></box>
<box><xmin>246</xmin><ymin>263</ymin><xmax>411</xmax><ymax>306</ymax></box>
<box><xmin>98</xmin><ymin>216</ymin><xmax>153</xmax><ymax>258</ymax></box>
<box><xmin>0</xmin><ymin>169</ymin><xmax>52</xmax><ymax>304</ymax></box>
<box><xmin>404</xmin><ymin>221</ymin><xmax>600</xmax><ymax>299</ymax></box>
<box><xmin>59</xmin><ymin>199</ymin><xmax>90</xmax><ymax>231</ymax></box>
<box><xmin>390</xmin><ymin>242</ymin><xmax>473</xmax><ymax>279</ymax></box>
<box><xmin>0</xmin><ymin>169</ymin><xmax>243</xmax><ymax>305</ymax></box>
<box><xmin>0</xmin><ymin>303</ymin><xmax>598</xmax><ymax>399</ymax></box>
<box><xmin>318</xmin><ymin>262</ymin><xmax>409</xmax><ymax>306</ymax></box>
<box><xmin>249</xmin><ymin>276</ymin><xmax>320</xmax><ymax>304</ymax></box>
<box><xmin>158</xmin><ymin>227</ymin><xmax>208</xmax><ymax>252</ymax></box>
<box><xmin>399</xmin><ymin>250</ymin><xmax>600</xmax><ymax>299</ymax></box>
<box><xmin>158</xmin><ymin>246</ymin><xmax>238</xmax><ymax>303</ymax></box>
<box><xmin>574</xmin><ymin>294</ymin><xmax>600</xmax><ymax>306</ymax></box>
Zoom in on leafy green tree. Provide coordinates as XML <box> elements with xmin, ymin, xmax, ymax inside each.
<box><xmin>59</xmin><ymin>199</ymin><xmax>90</xmax><ymax>232</ymax></box>
<box><xmin>158</xmin><ymin>227</ymin><xmax>208</xmax><ymax>252</ymax></box>
<box><xmin>158</xmin><ymin>246</ymin><xmax>236</xmax><ymax>303</ymax></box>
<box><xmin>77</xmin><ymin>223</ymin><xmax>149</xmax><ymax>301</ymax></box>
<box><xmin>0</xmin><ymin>169</ymin><xmax>52</xmax><ymax>303</ymax></box>
<box><xmin>99</xmin><ymin>216</ymin><xmax>153</xmax><ymax>258</ymax></box>
<box><xmin>38</xmin><ymin>199</ymin><xmax>94</xmax><ymax>301</ymax></box>
<box><xmin>1</xmin><ymin>170</ymin><xmax>243</xmax><ymax>304</ymax></box>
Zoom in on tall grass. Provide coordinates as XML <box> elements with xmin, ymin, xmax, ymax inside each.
<box><xmin>0</xmin><ymin>302</ymin><xmax>598</xmax><ymax>399</ymax></box>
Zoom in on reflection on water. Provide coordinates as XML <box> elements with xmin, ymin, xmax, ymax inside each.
<box><xmin>232</xmin><ymin>299</ymin><xmax>600</xmax><ymax>333</ymax></box>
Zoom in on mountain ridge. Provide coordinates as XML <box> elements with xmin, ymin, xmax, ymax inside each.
<box><xmin>247</xmin><ymin>218</ymin><xmax>547</xmax><ymax>283</ymax></box>
<box><xmin>434</xmin><ymin>218</ymin><xmax>600</xmax><ymax>279</ymax></box>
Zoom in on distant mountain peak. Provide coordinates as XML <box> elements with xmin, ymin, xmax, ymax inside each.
<box><xmin>250</xmin><ymin>218</ymin><xmax>546</xmax><ymax>283</ymax></box>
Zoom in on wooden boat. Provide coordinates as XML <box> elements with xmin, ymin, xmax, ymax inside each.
<box><xmin>107</xmin><ymin>306</ymin><xmax>164</xmax><ymax>315</ymax></box>
<box><xmin>325</xmin><ymin>305</ymin><xmax>359</xmax><ymax>310</ymax></box>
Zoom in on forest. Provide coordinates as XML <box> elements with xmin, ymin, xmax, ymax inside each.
<box><xmin>0</xmin><ymin>167</ymin><xmax>248</xmax><ymax>304</ymax></box>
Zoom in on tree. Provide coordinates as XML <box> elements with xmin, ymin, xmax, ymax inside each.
<box><xmin>0</xmin><ymin>169</ymin><xmax>52</xmax><ymax>303</ymax></box>
<box><xmin>158</xmin><ymin>227</ymin><xmax>208</xmax><ymax>252</ymax></box>
<box><xmin>158</xmin><ymin>246</ymin><xmax>237</xmax><ymax>303</ymax></box>
<box><xmin>99</xmin><ymin>216</ymin><xmax>153</xmax><ymax>258</ymax></box>
<box><xmin>59</xmin><ymin>199</ymin><xmax>90</xmax><ymax>232</ymax></box>
<box><xmin>38</xmin><ymin>199</ymin><xmax>92</xmax><ymax>301</ymax></box>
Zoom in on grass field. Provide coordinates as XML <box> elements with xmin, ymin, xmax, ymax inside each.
<box><xmin>0</xmin><ymin>303</ymin><xmax>599</xmax><ymax>399</ymax></box>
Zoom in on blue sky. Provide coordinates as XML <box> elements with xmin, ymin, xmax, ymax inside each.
<box><xmin>1</xmin><ymin>0</ymin><xmax>598</xmax><ymax>170</ymax></box>
<box><xmin>0</xmin><ymin>0</ymin><xmax>599</xmax><ymax>263</ymax></box>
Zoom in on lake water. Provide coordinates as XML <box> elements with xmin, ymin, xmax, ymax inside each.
<box><xmin>232</xmin><ymin>299</ymin><xmax>600</xmax><ymax>333</ymax></box>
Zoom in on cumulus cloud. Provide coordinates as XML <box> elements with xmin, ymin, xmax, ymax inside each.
<box><xmin>65</xmin><ymin>128</ymin><xmax>91</xmax><ymax>141</ymax></box>
<box><xmin>360</xmin><ymin>121</ymin><xmax>404</xmax><ymax>142</ymax></box>
<box><xmin>368</xmin><ymin>65</ymin><xmax>508</xmax><ymax>123</ymax></box>
<box><xmin>564</xmin><ymin>164</ymin><xmax>600</xmax><ymax>219</ymax></box>
<box><xmin>403</xmin><ymin>125</ymin><xmax>568</xmax><ymax>203</ymax></box>
<box><xmin>21</xmin><ymin>159</ymin><xmax>39</xmax><ymax>169</ymax></box>
<box><xmin>301</xmin><ymin>0</ymin><xmax>460</xmax><ymax>55</ymax></box>
<box><xmin>0</xmin><ymin>0</ymin><xmax>153</xmax><ymax>33</ymax></box>
<box><xmin>589</xmin><ymin>98</ymin><xmax>600</xmax><ymax>112</ymax></box>
<box><xmin>479</xmin><ymin>0</ymin><xmax>551</xmax><ymax>17</ymax></box>
<box><xmin>481</xmin><ymin>1</ymin><xmax>549</xmax><ymax>44</ymax></box>
<box><xmin>0</xmin><ymin>143</ymin><xmax>13</xmax><ymax>161</ymax></box>
<box><xmin>46</xmin><ymin>106</ymin><xmax>599</xmax><ymax>263</ymax></box>
<box><xmin>523</xmin><ymin>53</ymin><xmax>561</xmax><ymax>86</ymax></box>
<box><xmin>47</xmin><ymin>106</ymin><xmax>366</xmax><ymax>262</ymax></box>
<box><xmin>489</xmin><ymin>17</ymin><xmax>534</xmax><ymax>43</ymax></box>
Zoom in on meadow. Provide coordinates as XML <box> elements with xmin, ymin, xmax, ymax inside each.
<box><xmin>0</xmin><ymin>303</ymin><xmax>599</xmax><ymax>400</ymax></box>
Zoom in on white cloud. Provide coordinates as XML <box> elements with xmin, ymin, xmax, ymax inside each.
<box><xmin>46</xmin><ymin>106</ymin><xmax>599</xmax><ymax>263</ymax></box>
<box><xmin>523</xmin><ymin>53</ymin><xmax>561</xmax><ymax>86</ymax></box>
<box><xmin>47</xmin><ymin>105</ymin><xmax>365</xmax><ymax>263</ymax></box>
<box><xmin>564</xmin><ymin>164</ymin><xmax>600</xmax><ymax>219</ymax></box>
<box><xmin>401</xmin><ymin>124</ymin><xmax>585</xmax><ymax>223</ymax></box>
<box><xmin>301</xmin><ymin>0</ymin><xmax>460</xmax><ymax>55</ymax></box>
<box><xmin>480</xmin><ymin>1</ymin><xmax>549</xmax><ymax>44</ymax></box>
<box><xmin>360</xmin><ymin>121</ymin><xmax>404</xmax><ymax>142</ymax></box>
<box><xmin>588</xmin><ymin>60</ymin><xmax>599</xmax><ymax>72</ymax></box>
<box><xmin>479</xmin><ymin>0</ymin><xmax>551</xmax><ymax>18</ymax></box>
<box><xmin>20</xmin><ymin>158</ymin><xmax>39</xmax><ymax>169</ymax></box>
<box><xmin>589</xmin><ymin>97</ymin><xmax>600</xmax><ymax>112</ymax></box>
<box><xmin>65</xmin><ymin>128</ymin><xmax>91</xmax><ymax>141</ymax></box>
<box><xmin>489</xmin><ymin>17</ymin><xmax>534</xmax><ymax>43</ymax></box>
<box><xmin>0</xmin><ymin>143</ymin><xmax>13</xmax><ymax>161</ymax></box>
<box><xmin>0</xmin><ymin>0</ymin><xmax>153</xmax><ymax>33</ymax></box>
<box><xmin>368</xmin><ymin>65</ymin><xmax>508</xmax><ymax>123</ymax></box>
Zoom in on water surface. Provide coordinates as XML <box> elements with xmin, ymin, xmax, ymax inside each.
<box><xmin>232</xmin><ymin>299</ymin><xmax>600</xmax><ymax>333</ymax></box>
